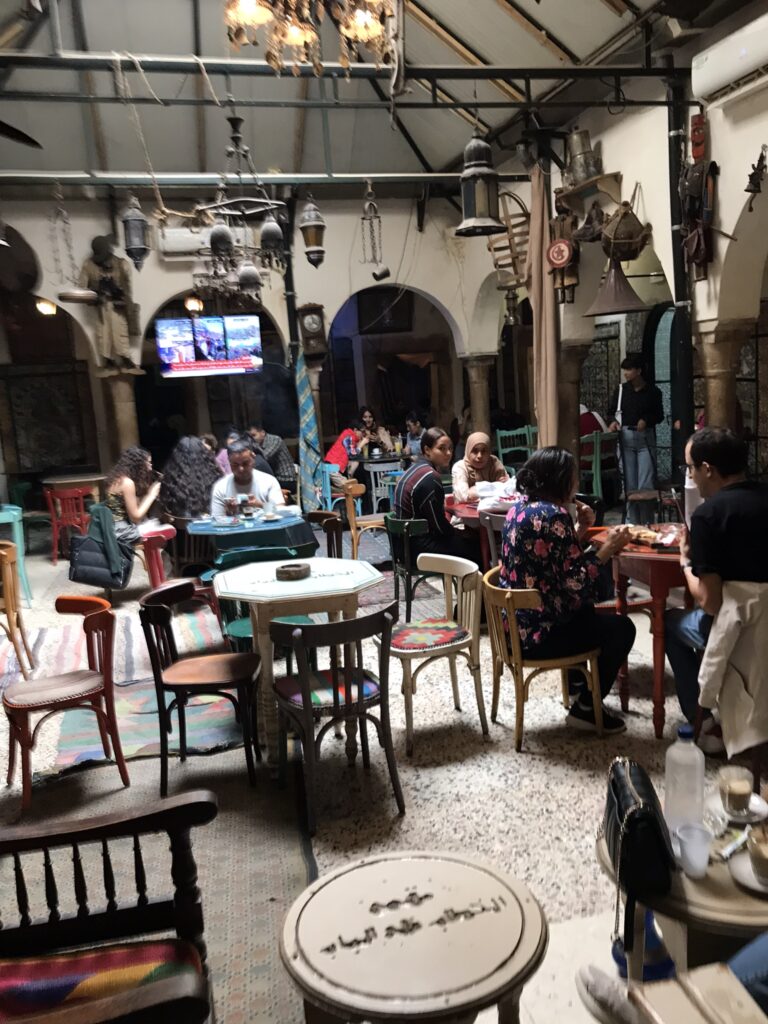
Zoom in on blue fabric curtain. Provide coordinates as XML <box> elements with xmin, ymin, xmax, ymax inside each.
<box><xmin>296</xmin><ymin>348</ymin><xmax>322</xmax><ymax>512</ymax></box>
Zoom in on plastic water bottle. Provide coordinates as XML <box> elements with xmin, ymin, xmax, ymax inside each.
<box><xmin>664</xmin><ymin>724</ymin><xmax>705</xmax><ymax>832</ymax></box>
<box><xmin>684</xmin><ymin>473</ymin><xmax>703</xmax><ymax>528</ymax></box>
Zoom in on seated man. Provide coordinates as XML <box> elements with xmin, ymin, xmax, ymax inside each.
<box><xmin>665</xmin><ymin>426</ymin><xmax>768</xmax><ymax>753</ymax></box>
<box><xmin>210</xmin><ymin>438</ymin><xmax>285</xmax><ymax>516</ymax></box>
<box><xmin>247</xmin><ymin>422</ymin><xmax>297</xmax><ymax>497</ymax></box>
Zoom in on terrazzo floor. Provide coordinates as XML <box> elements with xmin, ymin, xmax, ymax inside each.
<box><xmin>7</xmin><ymin>530</ymin><xmax>695</xmax><ymax>1024</ymax></box>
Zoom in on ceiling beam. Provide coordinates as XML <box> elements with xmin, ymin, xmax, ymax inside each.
<box><xmin>596</xmin><ymin>0</ymin><xmax>640</xmax><ymax>15</ymax></box>
<box><xmin>488</xmin><ymin>0</ymin><xmax>578</xmax><ymax>64</ymax></box>
<box><xmin>0</xmin><ymin>8</ymin><xmax>49</xmax><ymax>90</ymax></box>
<box><xmin>405</xmin><ymin>0</ymin><xmax>525</xmax><ymax>102</ymax></box>
<box><xmin>411</xmin><ymin>79</ymin><xmax>492</xmax><ymax>132</ymax></box>
<box><xmin>70</xmin><ymin>0</ymin><xmax>109</xmax><ymax>173</ymax></box>
<box><xmin>0</xmin><ymin>170</ymin><xmax>530</xmax><ymax>187</ymax></box>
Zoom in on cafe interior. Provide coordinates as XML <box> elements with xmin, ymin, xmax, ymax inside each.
<box><xmin>2</xmin><ymin>1</ymin><xmax>768</xmax><ymax>1022</ymax></box>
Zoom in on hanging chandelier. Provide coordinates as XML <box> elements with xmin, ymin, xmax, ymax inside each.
<box><xmin>226</xmin><ymin>0</ymin><xmax>396</xmax><ymax>74</ymax></box>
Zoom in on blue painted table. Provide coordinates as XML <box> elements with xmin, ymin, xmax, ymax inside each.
<box><xmin>187</xmin><ymin>511</ymin><xmax>317</xmax><ymax>553</ymax></box>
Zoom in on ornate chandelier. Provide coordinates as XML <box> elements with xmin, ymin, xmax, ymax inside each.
<box><xmin>226</xmin><ymin>0</ymin><xmax>395</xmax><ymax>74</ymax></box>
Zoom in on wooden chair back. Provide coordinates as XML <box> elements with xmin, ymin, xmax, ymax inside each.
<box><xmin>0</xmin><ymin>540</ymin><xmax>22</xmax><ymax>616</ymax></box>
<box><xmin>579</xmin><ymin>430</ymin><xmax>617</xmax><ymax>502</ymax></box>
<box><xmin>343</xmin><ymin>479</ymin><xmax>365</xmax><ymax>531</ymax></box>
<box><xmin>496</xmin><ymin>427</ymin><xmax>536</xmax><ymax>472</ymax></box>
<box><xmin>482</xmin><ymin>565</ymin><xmax>540</xmax><ymax>672</ymax></box>
<box><xmin>478</xmin><ymin>509</ymin><xmax>508</xmax><ymax>567</ymax></box>
<box><xmin>55</xmin><ymin>595</ymin><xmax>111</xmax><ymax>616</ymax></box>
<box><xmin>0</xmin><ymin>790</ymin><xmax>217</xmax><ymax>963</ymax></box>
<box><xmin>44</xmin><ymin>486</ymin><xmax>90</xmax><ymax>527</ymax></box>
<box><xmin>307</xmin><ymin>510</ymin><xmax>343</xmax><ymax>558</ymax></box>
<box><xmin>270</xmin><ymin>602</ymin><xmax>398</xmax><ymax>722</ymax></box>
<box><xmin>416</xmin><ymin>552</ymin><xmax>482</xmax><ymax>635</ymax></box>
<box><xmin>384</xmin><ymin>513</ymin><xmax>428</xmax><ymax>571</ymax></box>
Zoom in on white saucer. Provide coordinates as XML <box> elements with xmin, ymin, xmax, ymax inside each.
<box><xmin>261</xmin><ymin>513</ymin><xmax>280</xmax><ymax>522</ymax></box>
<box><xmin>705</xmin><ymin>790</ymin><xmax>768</xmax><ymax>826</ymax></box>
<box><xmin>728</xmin><ymin>851</ymin><xmax>768</xmax><ymax>897</ymax></box>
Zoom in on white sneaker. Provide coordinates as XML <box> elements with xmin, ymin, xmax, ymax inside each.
<box><xmin>697</xmin><ymin>717</ymin><xmax>726</xmax><ymax>756</ymax></box>
<box><xmin>575</xmin><ymin>966</ymin><xmax>641</xmax><ymax>1024</ymax></box>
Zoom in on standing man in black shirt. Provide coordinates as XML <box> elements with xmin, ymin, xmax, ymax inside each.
<box><xmin>608</xmin><ymin>353</ymin><xmax>665</xmax><ymax>524</ymax></box>
<box><xmin>665</xmin><ymin>427</ymin><xmax>768</xmax><ymax>752</ymax></box>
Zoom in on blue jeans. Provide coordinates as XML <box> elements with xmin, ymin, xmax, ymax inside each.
<box><xmin>730</xmin><ymin>932</ymin><xmax>768</xmax><ymax>1012</ymax></box>
<box><xmin>664</xmin><ymin>607</ymin><xmax>713</xmax><ymax>722</ymax></box>
<box><xmin>620</xmin><ymin>427</ymin><xmax>656</xmax><ymax>524</ymax></box>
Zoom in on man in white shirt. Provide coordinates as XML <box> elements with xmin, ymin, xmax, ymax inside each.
<box><xmin>210</xmin><ymin>438</ymin><xmax>285</xmax><ymax>516</ymax></box>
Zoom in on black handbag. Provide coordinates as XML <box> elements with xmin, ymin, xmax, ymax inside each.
<box><xmin>68</xmin><ymin>533</ymin><xmax>135</xmax><ymax>590</ymax></box>
<box><xmin>601</xmin><ymin>757</ymin><xmax>676</xmax><ymax>951</ymax></box>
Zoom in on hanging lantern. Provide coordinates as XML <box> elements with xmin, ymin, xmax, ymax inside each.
<box><xmin>298</xmin><ymin>195</ymin><xmax>326</xmax><ymax>268</ymax></box>
<box><xmin>35</xmin><ymin>298</ymin><xmax>57</xmax><ymax>316</ymax></box>
<box><xmin>455</xmin><ymin>128</ymin><xmax>505</xmax><ymax>237</ymax></box>
<box><xmin>184</xmin><ymin>292</ymin><xmax>204</xmax><ymax>314</ymax></box>
<box><xmin>260</xmin><ymin>212</ymin><xmax>284</xmax><ymax>251</ymax></box>
<box><xmin>237</xmin><ymin>258</ymin><xmax>262</xmax><ymax>295</ymax></box>
<box><xmin>209</xmin><ymin>220</ymin><xmax>235</xmax><ymax>256</ymax></box>
<box><xmin>121</xmin><ymin>194</ymin><xmax>150</xmax><ymax>270</ymax></box>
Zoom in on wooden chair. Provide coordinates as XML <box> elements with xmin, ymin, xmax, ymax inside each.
<box><xmin>497</xmin><ymin>426</ymin><xmax>536</xmax><ymax>474</ymax></box>
<box><xmin>162</xmin><ymin>514</ymin><xmax>216</xmax><ymax>577</ymax></box>
<box><xmin>579</xmin><ymin>430</ymin><xmax>619</xmax><ymax>502</ymax></box>
<box><xmin>384</xmin><ymin>514</ymin><xmax>439</xmax><ymax>622</ymax></box>
<box><xmin>270</xmin><ymin>603</ymin><xmax>404</xmax><ymax>836</ymax></box>
<box><xmin>139</xmin><ymin>580</ymin><xmax>261</xmax><ymax>796</ymax></box>
<box><xmin>3</xmin><ymin>596</ymin><xmax>129</xmax><ymax>811</ymax></box>
<box><xmin>482</xmin><ymin>566</ymin><xmax>603</xmax><ymax>750</ymax></box>
<box><xmin>9</xmin><ymin>479</ymin><xmax>51</xmax><ymax>549</ymax></box>
<box><xmin>0</xmin><ymin>540</ymin><xmax>35</xmax><ymax>678</ymax></box>
<box><xmin>306</xmin><ymin>510</ymin><xmax>343</xmax><ymax>557</ymax></box>
<box><xmin>0</xmin><ymin>790</ymin><xmax>216</xmax><ymax>1022</ymax></box>
<box><xmin>478</xmin><ymin>509</ymin><xmax>509</xmax><ymax>567</ymax></box>
<box><xmin>343</xmin><ymin>480</ymin><xmax>385</xmax><ymax>559</ymax></box>
<box><xmin>389</xmin><ymin>553</ymin><xmax>488</xmax><ymax>757</ymax></box>
<box><xmin>44</xmin><ymin>486</ymin><xmax>90</xmax><ymax>565</ymax></box>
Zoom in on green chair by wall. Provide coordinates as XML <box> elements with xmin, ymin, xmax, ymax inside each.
<box><xmin>496</xmin><ymin>427</ymin><xmax>536</xmax><ymax>475</ymax></box>
<box><xmin>579</xmin><ymin>430</ymin><xmax>619</xmax><ymax>502</ymax></box>
<box><xmin>384</xmin><ymin>514</ymin><xmax>439</xmax><ymax>622</ymax></box>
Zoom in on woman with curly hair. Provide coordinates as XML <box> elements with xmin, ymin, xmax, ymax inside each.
<box><xmin>104</xmin><ymin>446</ymin><xmax>161</xmax><ymax>542</ymax></box>
<box><xmin>159</xmin><ymin>436</ymin><xmax>221</xmax><ymax>519</ymax></box>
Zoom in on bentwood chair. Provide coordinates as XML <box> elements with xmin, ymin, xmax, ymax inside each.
<box><xmin>580</xmin><ymin>430</ymin><xmax>619</xmax><ymax>503</ymax></box>
<box><xmin>44</xmin><ymin>486</ymin><xmax>90</xmax><ymax>565</ymax></box>
<box><xmin>0</xmin><ymin>540</ymin><xmax>35</xmax><ymax>678</ymax></box>
<box><xmin>0</xmin><ymin>790</ymin><xmax>216</xmax><ymax>1022</ymax></box>
<box><xmin>478</xmin><ymin>510</ymin><xmax>509</xmax><ymax>567</ymax></box>
<box><xmin>139</xmin><ymin>580</ymin><xmax>261</xmax><ymax>795</ymax></box>
<box><xmin>306</xmin><ymin>510</ymin><xmax>344</xmax><ymax>557</ymax></box>
<box><xmin>482</xmin><ymin>566</ymin><xmax>603</xmax><ymax>750</ymax></box>
<box><xmin>388</xmin><ymin>553</ymin><xmax>488</xmax><ymax>757</ymax></box>
<box><xmin>4</xmin><ymin>596</ymin><xmax>129</xmax><ymax>811</ymax></box>
<box><xmin>343</xmin><ymin>480</ymin><xmax>386</xmax><ymax>559</ymax></box>
<box><xmin>270</xmin><ymin>603</ymin><xmax>404</xmax><ymax>836</ymax></box>
<box><xmin>384</xmin><ymin>514</ymin><xmax>439</xmax><ymax>622</ymax></box>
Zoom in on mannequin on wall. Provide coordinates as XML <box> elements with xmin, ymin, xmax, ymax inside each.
<box><xmin>78</xmin><ymin>235</ymin><xmax>143</xmax><ymax>375</ymax></box>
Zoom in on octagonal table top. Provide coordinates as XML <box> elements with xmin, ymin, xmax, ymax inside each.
<box><xmin>214</xmin><ymin>556</ymin><xmax>383</xmax><ymax>604</ymax></box>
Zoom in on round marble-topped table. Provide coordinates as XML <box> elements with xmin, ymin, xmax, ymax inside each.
<box><xmin>281</xmin><ymin>850</ymin><xmax>548</xmax><ymax>1023</ymax></box>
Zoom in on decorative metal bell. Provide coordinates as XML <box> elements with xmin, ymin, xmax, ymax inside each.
<box><xmin>583</xmin><ymin>258</ymin><xmax>650</xmax><ymax>317</ymax></box>
<box><xmin>456</xmin><ymin>129</ymin><xmax>505</xmax><ymax>237</ymax></box>
<box><xmin>259</xmin><ymin>212</ymin><xmax>284</xmax><ymax>251</ymax></box>
<box><xmin>237</xmin><ymin>259</ymin><xmax>261</xmax><ymax>294</ymax></box>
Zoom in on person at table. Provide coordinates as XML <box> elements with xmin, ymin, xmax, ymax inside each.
<box><xmin>104</xmin><ymin>446</ymin><xmax>162</xmax><ymax>543</ymax></box>
<box><xmin>324</xmin><ymin>420</ymin><xmax>365</xmax><ymax>491</ymax></box>
<box><xmin>404</xmin><ymin>411</ymin><xmax>426</xmax><ymax>460</ymax></box>
<box><xmin>607</xmin><ymin>354</ymin><xmax>664</xmax><ymax>524</ymax></box>
<box><xmin>359</xmin><ymin>406</ymin><xmax>393</xmax><ymax>454</ymax></box>
<box><xmin>394</xmin><ymin>427</ymin><xmax>481</xmax><ymax>564</ymax></box>
<box><xmin>211</xmin><ymin>426</ymin><xmax>240</xmax><ymax>476</ymax></box>
<box><xmin>665</xmin><ymin>427</ymin><xmax>768</xmax><ymax>755</ymax></box>
<box><xmin>247</xmin><ymin>421</ymin><xmax>297</xmax><ymax>497</ymax></box>
<box><xmin>210</xmin><ymin>438</ymin><xmax>285</xmax><ymax>516</ymax></box>
<box><xmin>199</xmin><ymin>433</ymin><xmax>225</xmax><ymax>476</ymax></box>
<box><xmin>159</xmin><ymin>436</ymin><xmax>221</xmax><ymax>519</ymax></box>
<box><xmin>451</xmin><ymin>432</ymin><xmax>509</xmax><ymax>504</ymax></box>
<box><xmin>500</xmin><ymin>446</ymin><xmax>634</xmax><ymax>734</ymax></box>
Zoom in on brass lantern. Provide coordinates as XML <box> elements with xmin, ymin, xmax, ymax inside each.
<box><xmin>121</xmin><ymin>194</ymin><xmax>150</xmax><ymax>270</ymax></box>
<box><xmin>455</xmin><ymin>128</ymin><xmax>505</xmax><ymax>237</ymax></box>
<box><xmin>298</xmin><ymin>195</ymin><xmax>326</xmax><ymax>268</ymax></box>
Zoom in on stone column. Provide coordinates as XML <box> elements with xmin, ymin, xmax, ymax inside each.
<box><xmin>694</xmin><ymin>319</ymin><xmax>754</xmax><ymax>431</ymax></box>
<box><xmin>104</xmin><ymin>374</ymin><xmax>140</xmax><ymax>453</ymax></box>
<box><xmin>462</xmin><ymin>355</ymin><xmax>496</xmax><ymax>436</ymax></box>
<box><xmin>557</xmin><ymin>342</ymin><xmax>592</xmax><ymax>457</ymax></box>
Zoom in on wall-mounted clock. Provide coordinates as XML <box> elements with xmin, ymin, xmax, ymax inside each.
<box><xmin>298</xmin><ymin>302</ymin><xmax>327</xmax><ymax>358</ymax></box>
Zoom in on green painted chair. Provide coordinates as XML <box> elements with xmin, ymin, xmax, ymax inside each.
<box><xmin>496</xmin><ymin>426</ymin><xmax>536</xmax><ymax>475</ymax></box>
<box><xmin>213</xmin><ymin>546</ymin><xmax>301</xmax><ymax>653</ymax></box>
<box><xmin>384</xmin><ymin>514</ymin><xmax>439</xmax><ymax>623</ymax></box>
<box><xmin>579</xmin><ymin>430</ymin><xmax>618</xmax><ymax>502</ymax></box>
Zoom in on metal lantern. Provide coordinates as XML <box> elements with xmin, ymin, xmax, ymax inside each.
<box><xmin>299</xmin><ymin>196</ymin><xmax>326</xmax><ymax>268</ymax></box>
<box><xmin>121</xmin><ymin>194</ymin><xmax>150</xmax><ymax>270</ymax></box>
<box><xmin>209</xmin><ymin>220</ymin><xmax>235</xmax><ymax>256</ymax></box>
<box><xmin>260</xmin><ymin>212</ymin><xmax>284</xmax><ymax>252</ymax></box>
<box><xmin>237</xmin><ymin>258</ymin><xmax>262</xmax><ymax>296</ymax></box>
<box><xmin>455</xmin><ymin>129</ymin><xmax>505</xmax><ymax>237</ymax></box>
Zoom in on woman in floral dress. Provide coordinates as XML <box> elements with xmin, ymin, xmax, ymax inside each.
<box><xmin>500</xmin><ymin>446</ymin><xmax>635</xmax><ymax>734</ymax></box>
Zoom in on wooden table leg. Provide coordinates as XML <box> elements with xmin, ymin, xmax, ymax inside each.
<box><xmin>615</xmin><ymin>567</ymin><xmax>630</xmax><ymax>712</ymax></box>
<box><xmin>251</xmin><ymin>603</ymin><xmax>280</xmax><ymax>768</ymax></box>
<box><xmin>479</xmin><ymin>525</ymin><xmax>491</xmax><ymax>572</ymax></box>
<box><xmin>497</xmin><ymin>989</ymin><xmax>521</xmax><ymax>1023</ymax></box>
<box><xmin>340</xmin><ymin>597</ymin><xmax>359</xmax><ymax>764</ymax></box>
<box><xmin>650</xmin><ymin>590</ymin><xmax>668</xmax><ymax>739</ymax></box>
<box><xmin>303</xmin><ymin>999</ymin><xmax>346</xmax><ymax>1023</ymax></box>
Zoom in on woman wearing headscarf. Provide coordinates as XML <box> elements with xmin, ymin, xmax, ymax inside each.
<box><xmin>451</xmin><ymin>432</ymin><xmax>509</xmax><ymax>503</ymax></box>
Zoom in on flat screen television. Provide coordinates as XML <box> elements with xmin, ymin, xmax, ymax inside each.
<box><xmin>155</xmin><ymin>315</ymin><xmax>263</xmax><ymax>377</ymax></box>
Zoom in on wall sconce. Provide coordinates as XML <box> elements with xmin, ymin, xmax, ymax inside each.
<box><xmin>36</xmin><ymin>298</ymin><xmax>57</xmax><ymax>316</ymax></box>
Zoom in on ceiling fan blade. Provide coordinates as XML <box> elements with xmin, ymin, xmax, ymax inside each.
<box><xmin>0</xmin><ymin>120</ymin><xmax>43</xmax><ymax>149</ymax></box>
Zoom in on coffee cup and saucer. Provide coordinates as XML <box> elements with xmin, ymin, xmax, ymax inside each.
<box><xmin>729</xmin><ymin>823</ymin><xmax>768</xmax><ymax>897</ymax></box>
<box><xmin>705</xmin><ymin>766</ymin><xmax>768</xmax><ymax>826</ymax></box>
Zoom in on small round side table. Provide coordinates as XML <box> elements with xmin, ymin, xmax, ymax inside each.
<box><xmin>281</xmin><ymin>850</ymin><xmax>548</xmax><ymax>1024</ymax></box>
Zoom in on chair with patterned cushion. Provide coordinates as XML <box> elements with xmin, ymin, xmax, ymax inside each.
<box><xmin>139</xmin><ymin>580</ymin><xmax>260</xmax><ymax>796</ymax></box>
<box><xmin>388</xmin><ymin>553</ymin><xmax>488</xmax><ymax>756</ymax></box>
<box><xmin>270</xmin><ymin>602</ymin><xmax>403</xmax><ymax>836</ymax></box>
<box><xmin>482</xmin><ymin>566</ymin><xmax>603</xmax><ymax>751</ymax></box>
<box><xmin>3</xmin><ymin>596</ymin><xmax>129</xmax><ymax>811</ymax></box>
<box><xmin>343</xmin><ymin>480</ymin><xmax>385</xmax><ymax>559</ymax></box>
<box><xmin>0</xmin><ymin>790</ymin><xmax>216</xmax><ymax>1022</ymax></box>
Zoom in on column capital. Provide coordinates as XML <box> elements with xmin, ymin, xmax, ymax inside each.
<box><xmin>460</xmin><ymin>354</ymin><xmax>496</xmax><ymax>368</ymax></box>
<box><xmin>694</xmin><ymin>317</ymin><xmax>755</xmax><ymax>346</ymax></box>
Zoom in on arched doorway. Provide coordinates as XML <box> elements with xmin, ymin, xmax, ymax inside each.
<box><xmin>139</xmin><ymin>292</ymin><xmax>297</xmax><ymax>466</ymax></box>
<box><xmin>322</xmin><ymin>285</ymin><xmax>460</xmax><ymax>443</ymax></box>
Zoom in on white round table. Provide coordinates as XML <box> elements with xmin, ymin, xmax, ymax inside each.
<box><xmin>281</xmin><ymin>850</ymin><xmax>548</xmax><ymax>1023</ymax></box>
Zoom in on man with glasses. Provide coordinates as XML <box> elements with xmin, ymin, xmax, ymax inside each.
<box><xmin>665</xmin><ymin>426</ymin><xmax>768</xmax><ymax>753</ymax></box>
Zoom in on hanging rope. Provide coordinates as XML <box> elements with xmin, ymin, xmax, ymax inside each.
<box><xmin>192</xmin><ymin>55</ymin><xmax>222</xmax><ymax>107</ymax></box>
